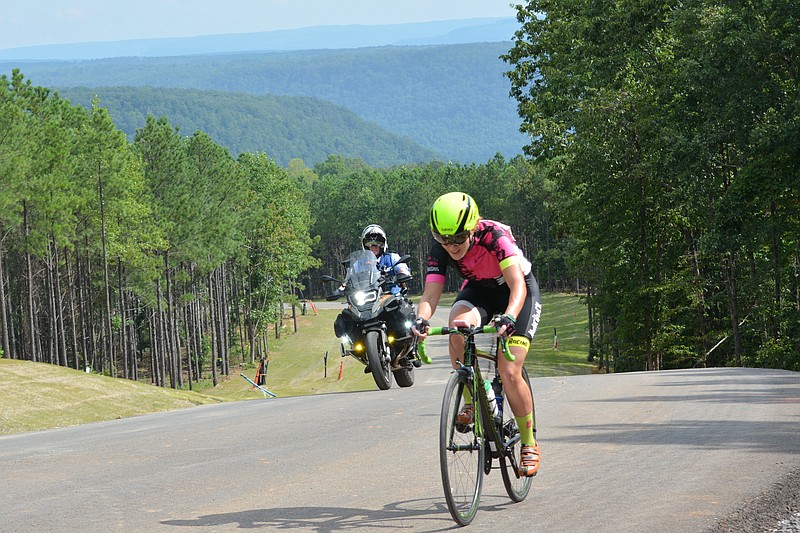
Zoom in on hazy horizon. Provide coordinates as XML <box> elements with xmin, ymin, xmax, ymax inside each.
<box><xmin>0</xmin><ymin>0</ymin><xmax>518</xmax><ymax>50</ymax></box>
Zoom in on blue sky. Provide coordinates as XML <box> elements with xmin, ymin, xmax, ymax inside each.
<box><xmin>0</xmin><ymin>0</ymin><xmax>518</xmax><ymax>50</ymax></box>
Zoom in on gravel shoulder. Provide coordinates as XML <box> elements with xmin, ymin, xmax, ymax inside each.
<box><xmin>705</xmin><ymin>468</ymin><xmax>800</xmax><ymax>533</ymax></box>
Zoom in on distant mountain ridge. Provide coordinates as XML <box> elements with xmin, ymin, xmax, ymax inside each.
<box><xmin>58</xmin><ymin>86</ymin><xmax>441</xmax><ymax>167</ymax></box>
<box><xmin>6</xmin><ymin>43</ymin><xmax>528</xmax><ymax>163</ymax></box>
<box><xmin>1</xmin><ymin>20</ymin><xmax>528</xmax><ymax>165</ymax></box>
<box><xmin>0</xmin><ymin>18</ymin><xmax>518</xmax><ymax>60</ymax></box>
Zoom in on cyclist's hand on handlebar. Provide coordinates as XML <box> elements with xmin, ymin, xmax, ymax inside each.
<box><xmin>413</xmin><ymin>317</ymin><xmax>430</xmax><ymax>336</ymax></box>
<box><xmin>493</xmin><ymin>313</ymin><xmax>516</xmax><ymax>338</ymax></box>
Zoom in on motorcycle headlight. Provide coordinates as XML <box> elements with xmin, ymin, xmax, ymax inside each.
<box><xmin>352</xmin><ymin>290</ymin><xmax>377</xmax><ymax>306</ymax></box>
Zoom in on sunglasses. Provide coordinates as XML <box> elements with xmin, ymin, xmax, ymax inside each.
<box><xmin>432</xmin><ymin>230</ymin><xmax>470</xmax><ymax>246</ymax></box>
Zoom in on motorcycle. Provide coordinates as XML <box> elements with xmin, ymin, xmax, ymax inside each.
<box><xmin>321</xmin><ymin>249</ymin><xmax>420</xmax><ymax>390</ymax></box>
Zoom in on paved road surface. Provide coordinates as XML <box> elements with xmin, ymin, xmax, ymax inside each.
<box><xmin>2</xmin><ymin>326</ymin><xmax>798</xmax><ymax>532</ymax></box>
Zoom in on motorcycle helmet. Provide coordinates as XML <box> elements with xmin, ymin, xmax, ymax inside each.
<box><xmin>429</xmin><ymin>192</ymin><xmax>480</xmax><ymax>245</ymax></box>
<box><xmin>361</xmin><ymin>224</ymin><xmax>387</xmax><ymax>254</ymax></box>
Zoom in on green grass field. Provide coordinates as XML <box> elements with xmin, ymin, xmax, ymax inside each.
<box><xmin>528</xmin><ymin>292</ymin><xmax>594</xmax><ymax>377</ymax></box>
<box><xmin>0</xmin><ymin>292</ymin><xmax>592</xmax><ymax>435</ymax></box>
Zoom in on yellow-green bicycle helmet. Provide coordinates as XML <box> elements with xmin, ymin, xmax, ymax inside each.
<box><xmin>429</xmin><ymin>192</ymin><xmax>480</xmax><ymax>244</ymax></box>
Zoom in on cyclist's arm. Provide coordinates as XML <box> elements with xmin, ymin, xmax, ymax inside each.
<box><xmin>416</xmin><ymin>280</ymin><xmax>444</xmax><ymax>321</ymax></box>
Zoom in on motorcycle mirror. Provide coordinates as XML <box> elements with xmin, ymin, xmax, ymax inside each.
<box><xmin>394</xmin><ymin>254</ymin><xmax>411</xmax><ymax>266</ymax></box>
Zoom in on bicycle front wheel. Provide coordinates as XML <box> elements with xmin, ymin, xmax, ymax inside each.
<box><xmin>500</xmin><ymin>365</ymin><xmax>534</xmax><ymax>502</ymax></box>
<box><xmin>439</xmin><ymin>371</ymin><xmax>484</xmax><ymax>526</ymax></box>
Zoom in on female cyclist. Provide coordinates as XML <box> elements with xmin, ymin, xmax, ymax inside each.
<box><xmin>413</xmin><ymin>192</ymin><xmax>542</xmax><ymax>476</ymax></box>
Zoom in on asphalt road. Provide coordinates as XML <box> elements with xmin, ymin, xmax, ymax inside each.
<box><xmin>2</xmin><ymin>335</ymin><xmax>798</xmax><ymax>532</ymax></box>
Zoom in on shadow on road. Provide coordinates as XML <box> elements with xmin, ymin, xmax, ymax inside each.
<box><xmin>160</xmin><ymin>495</ymin><xmax>521</xmax><ymax>531</ymax></box>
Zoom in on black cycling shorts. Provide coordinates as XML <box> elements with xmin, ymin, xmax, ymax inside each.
<box><xmin>454</xmin><ymin>272</ymin><xmax>542</xmax><ymax>340</ymax></box>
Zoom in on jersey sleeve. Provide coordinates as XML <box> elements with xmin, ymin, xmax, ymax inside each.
<box><xmin>424</xmin><ymin>243</ymin><xmax>449</xmax><ymax>284</ymax></box>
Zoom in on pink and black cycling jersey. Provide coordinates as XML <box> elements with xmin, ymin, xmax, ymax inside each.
<box><xmin>425</xmin><ymin>219</ymin><xmax>532</xmax><ymax>288</ymax></box>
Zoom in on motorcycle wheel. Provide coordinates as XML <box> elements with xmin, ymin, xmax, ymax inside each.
<box><xmin>365</xmin><ymin>330</ymin><xmax>392</xmax><ymax>390</ymax></box>
<box><xmin>393</xmin><ymin>367</ymin><xmax>414</xmax><ymax>387</ymax></box>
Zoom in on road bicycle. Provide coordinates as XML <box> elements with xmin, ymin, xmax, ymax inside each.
<box><xmin>418</xmin><ymin>320</ymin><xmax>536</xmax><ymax>526</ymax></box>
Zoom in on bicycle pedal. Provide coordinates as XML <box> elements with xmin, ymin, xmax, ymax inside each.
<box><xmin>455</xmin><ymin>422</ymin><xmax>473</xmax><ymax>434</ymax></box>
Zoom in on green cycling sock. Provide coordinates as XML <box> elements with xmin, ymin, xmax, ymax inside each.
<box><xmin>516</xmin><ymin>413</ymin><xmax>536</xmax><ymax>446</ymax></box>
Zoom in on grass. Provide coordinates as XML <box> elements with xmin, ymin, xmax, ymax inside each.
<box><xmin>0</xmin><ymin>292</ymin><xmax>592</xmax><ymax>435</ymax></box>
<box><xmin>204</xmin><ymin>308</ymin><xmax>377</xmax><ymax>401</ymax></box>
<box><xmin>0</xmin><ymin>358</ymin><xmax>224</xmax><ymax>435</ymax></box>
<box><xmin>528</xmin><ymin>292</ymin><xmax>595</xmax><ymax>377</ymax></box>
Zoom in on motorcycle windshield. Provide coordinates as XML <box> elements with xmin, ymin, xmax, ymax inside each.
<box><xmin>344</xmin><ymin>250</ymin><xmax>381</xmax><ymax>292</ymax></box>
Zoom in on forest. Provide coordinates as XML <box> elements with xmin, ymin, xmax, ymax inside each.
<box><xmin>504</xmin><ymin>0</ymin><xmax>799</xmax><ymax>371</ymax></box>
<box><xmin>1</xmin><ymin>0</ymin><xmax>798</xmax><ymax>391</ymax></box>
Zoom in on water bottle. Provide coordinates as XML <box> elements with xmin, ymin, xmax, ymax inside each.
<box><xmin>484</xmin><ymin>379</ymin><xmax>498</xmax><ymax>418</ymax></box>
<box><xmin>492</xmin><ymin>378</ymin><xmax>504</xmax><ymax>418</ymax></box>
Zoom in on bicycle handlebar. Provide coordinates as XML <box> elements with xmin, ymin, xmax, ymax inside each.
<box><xmin>416</xmin><ymin>324</ymin><xmax>515</xmax><ymax>362</ymax></box>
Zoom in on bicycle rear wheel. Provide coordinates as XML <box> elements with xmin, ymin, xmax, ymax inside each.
<box><xmin>439</xmin><ymin>371</ymin><xmax>484</xmax><ymax>526</ymax></box>
<box><xmin>500</xmin><ymin>365</ymin><xmax>534</xmax><ymax>502</ymax></box>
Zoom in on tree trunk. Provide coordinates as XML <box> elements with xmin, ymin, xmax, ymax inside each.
<box><xmin>637</xmin><ymin>173</ymin><xmax>656</xmax><ymax>371</ymax></box>
<box><xmin>128</xmin><ymin>293</ymin><xmax>138</xmax><ymax>381</ymax></box>
<box><xmin>770</xmin><ymin>201</ymin><xmax>781</xmax><ymax>338</ymax></box>
<box><xmin>193</xmin><ymin>295</ymin><xmax>203</xmax><ymax>381</ymax></box>
<box><xmin>45</xmin><ymin>244</ymin><xmax>57</xmax><ymax>365</ymax></box>
<box><xmin>183</xmin><ymin>293</ymin><xmax>193</xmax><ymax>391</ymax></box>
<box><xmin>727</xmin><ymin>250</ymin><xmax>743</xmax><ymax>366</ymax></box>
<box><xmin>98</xmin><ymin>175</ymin><xmax>115</xmax><ymax>376</ymax></box>
<box><xmin>51</xmin><ymin>240</ymin><xmax>68</xmax><ymax>367</ymax></box>
<box><xmin>587</xmin><ymin>284</ymin><xmax>595</xmax><ymax>358</ymax></box>
<box><xmin>118</xmin><ymin>260</ymin><xmax>130</xmax><ymax>380</ymax></box>
<box><xmin>687</xmin><ymin>233</ymin><xmax>710</xmax><ymax>364</ymax></box>
<box><xmin>208</xmin><ymin>271</ymin><xmax>218</xmax><ymax>386</ymax></box>
<box><xmin>0</xmin><ymin>241</ymin><xmax>12</xmax><ymax>358</ymax></box>
<box><xmin>793</xmin><ymin>249</ymin><xmax>799</xmax><ymax>312</ymax></box>
<box><xmin>80</xmin><ymin>248</ymin><xmax>98</xmax><ymax>372</ymax></box>
<box><xmin>247</xmin><ymin>265</ymin><xmax>257</xmax><ymax>364</ymax></box>
<box><xmin>163</xmin><ymin>253</ymin><xmax>180</xmax><ymax>388</ymax></box>
<box><xmin>23</xmin><ymin>202</ymin><xmax>38</xmax><ymax>362</ymax></box>
<box><xmin>64</xmin><ymin>247</ymin><xmax>80</xmax><ymax>370</ymax></box>
<box><xmin>155</xmin><ymin>278</ymin><xmax>168</xmax><ymax>387</ymax></box>
<box><xmin>231</xmin><ymin>268</ymin><xmax>246</xmax><ymax>365</ymax></box>
<box><xmin>148</xmin><ymin>309</ymin><xmax>160</xmax><ymax>385</ymax></box>
<box><xmin>220</xmin><ymin>265</ymin><xmax>230</xmax><ymax>376</ymax></box>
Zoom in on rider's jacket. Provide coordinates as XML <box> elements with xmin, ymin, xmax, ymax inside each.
<box><xmin>378</xmin><ymin>252</ymin><xmax>411</xmax><ymax>295</ymax></box>
<box><xmin>424</xmin><ymin>219</ymin><xmax>532</xmax><ymax>289</ymax></box>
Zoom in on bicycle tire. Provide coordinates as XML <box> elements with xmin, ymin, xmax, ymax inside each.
<box><xmin>500</xmin><ymin>365</ymin><xmax>534</xmax><ymax>502</ymax></box>
<box><xmin>439</xmin><ymin>371</ymin><xmax>484</xmax><ymax>526</ymax></box>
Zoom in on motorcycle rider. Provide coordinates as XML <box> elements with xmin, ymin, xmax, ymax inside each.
<box><xmin>330</xmin><ymin>224</ymin><xmax>412</xmax><ymax>297</ymax></box>
<box><xmin>333</xmin><ymin>224</ymin><xmax>419</xmax><ymax>366</ymax></box>
<box><xmin>360</xmin><ymin>224</ymin><xmax>412</xmax><ymax>293</ymax></box>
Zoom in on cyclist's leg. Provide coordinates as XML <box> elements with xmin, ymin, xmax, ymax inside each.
<box><xmin>449</xmin><ymin>303</ymin><xmax>481</xmax><ymax>424</ymax></box>
<box><xmin>449</xmin><ymin>291</ymin><xmax>485</xmax><ymax>423</ymax></box>
<box><xmin>503</xmin><ymin>272</ymin><xmax>541</xmax><ymax>415</ymax></box>
<box><xmin>448</xmin><ymin>297</ymin><xmax>484</xmax><ymax>369</ymax></box>
<box><xmin>504</xmin><ymin>273</ymin><xmax>542</xmax><ymax>476</ymax></box>
<box><xmin>498</xmin><ymin>340</ymin><xmax>539</xmax><ymax>476</ymax></box>
<box><xmin>498</xmin><ymin>340</ymin><xmax>533</xmax><ymax>431</ymax></box>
